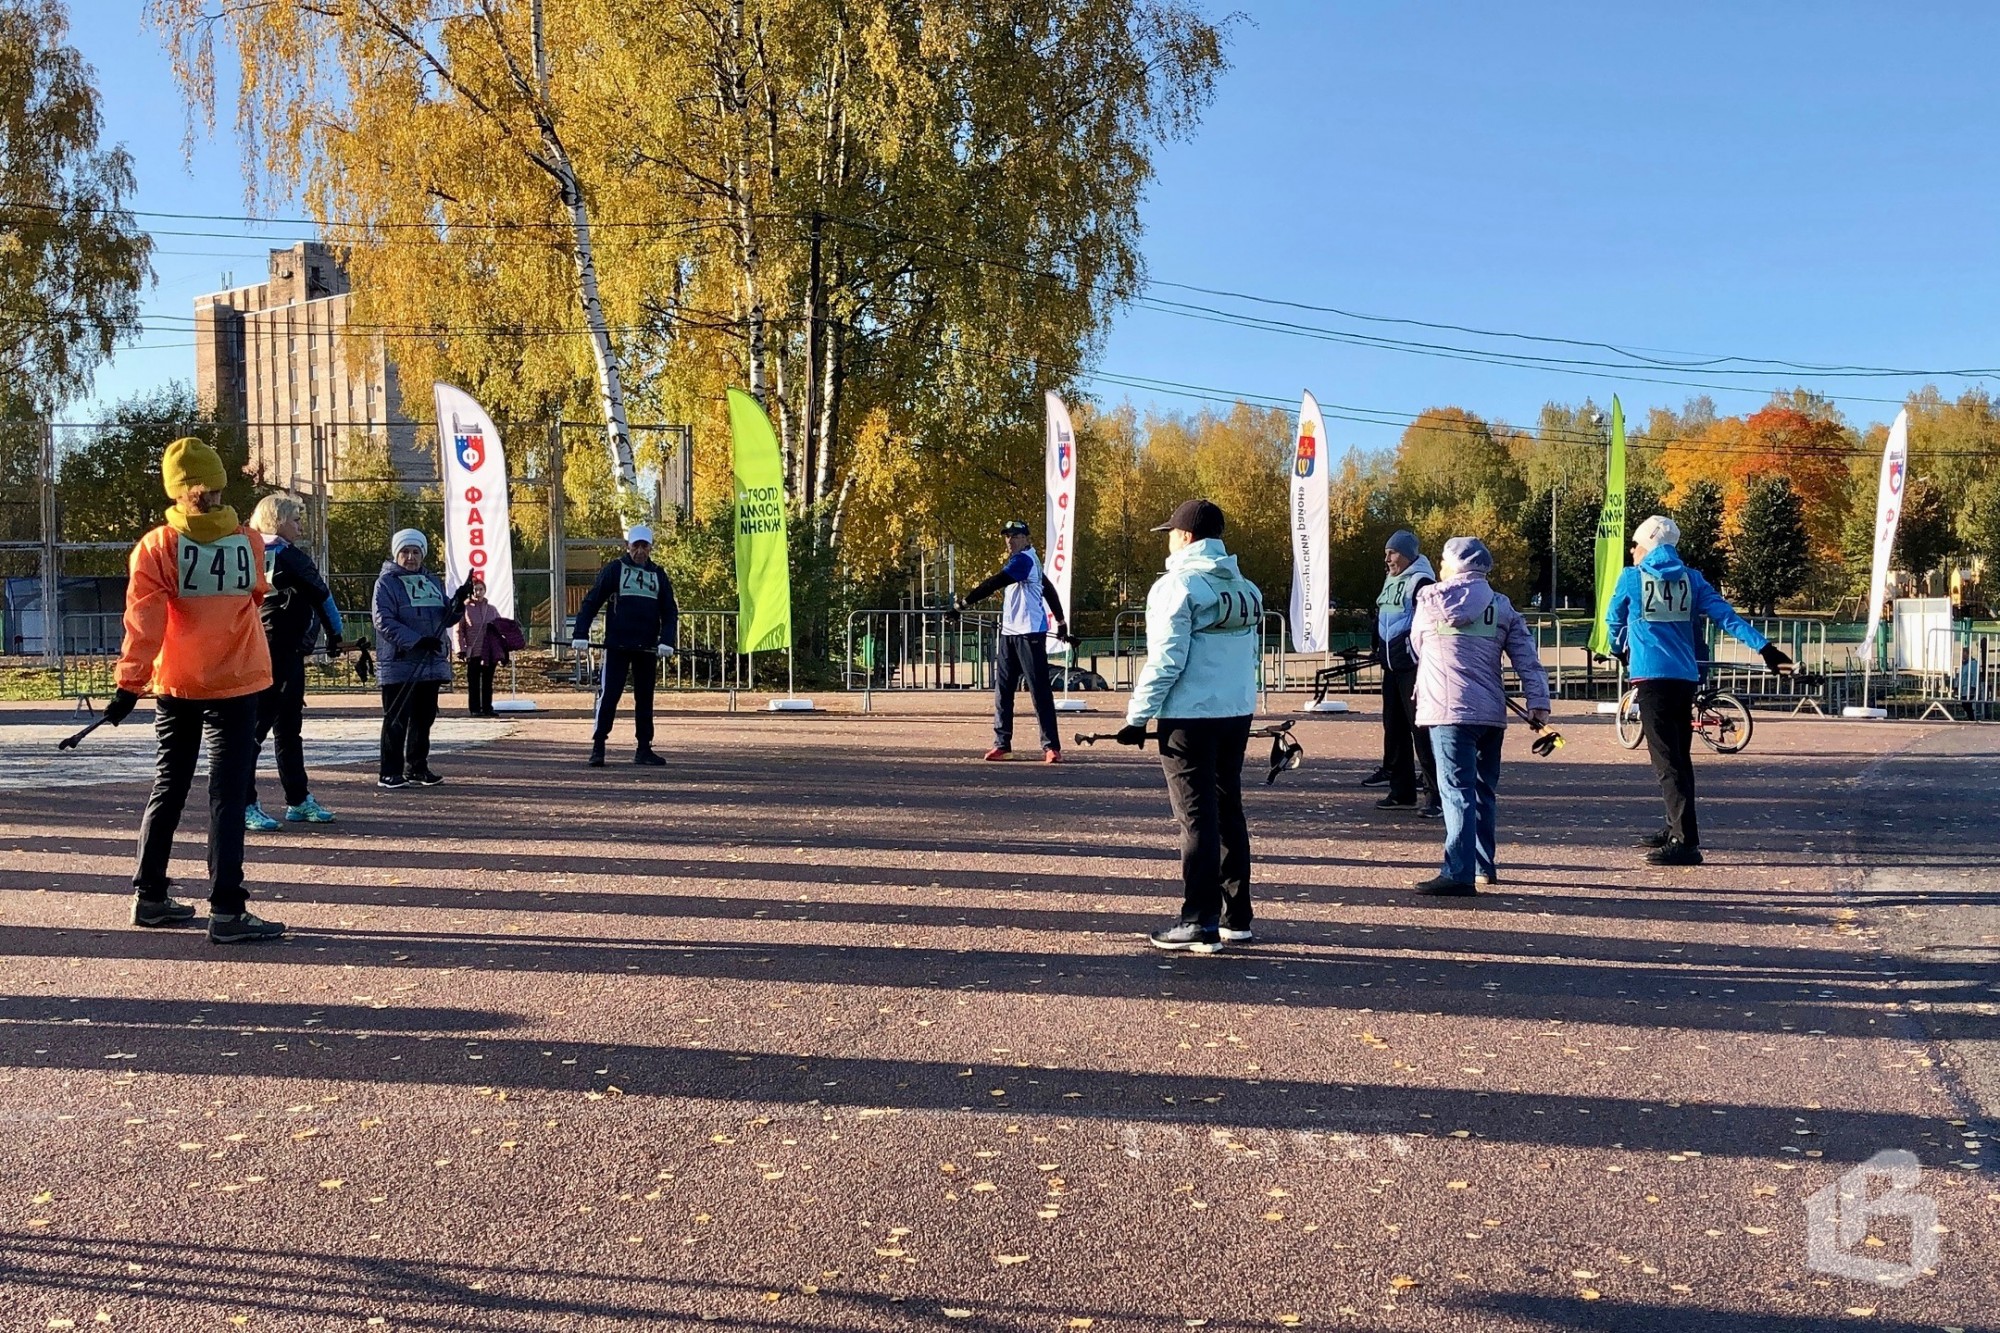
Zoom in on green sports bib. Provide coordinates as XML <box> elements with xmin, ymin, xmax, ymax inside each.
<box><xmin>175</xmin><ymin>534</ymin><xmax>257</xmax><ymax>600</ymax></box>
<box><xmin>618</xmin><ymin>565</ymin><xmax>660</xmax><ymax>600</ymax></box>
<box><xmin>1196</xmin><ymin>578</ymin><xmax>1262</xmax><ymax>635</ymax></box>
<box><xmin>1431</xmin><ymin>601</ymin><xmax>1500</xmax><ymax>638</ymax></box>
<box><xmin>400</xmin><ymin>574</ymin><xmax>444</xmax><ymax>608</ymax></box>
<box><xmin>1639</xmin><ymin>572</ymin><xmax>1692</xmax><ymax>623</ymax></box>
<box><xmin>1377</xmin><ymin>571</ymin><xmax>1418</xmax><ymax>611</ymax></box>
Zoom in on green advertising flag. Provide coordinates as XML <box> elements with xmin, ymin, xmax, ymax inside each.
<box><xmin>729</xmin><ymin>388</ymin><xmax>793</xmax><ymax>653</ymax></box>
<box><xmin>1589</xmin><ymin>396</ymin><xmax>1627</xmax><ymax>657</ymax></box>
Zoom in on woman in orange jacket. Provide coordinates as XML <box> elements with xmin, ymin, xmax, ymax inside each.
<box><xmin>105</xmin><ymin>437</ymin><xmax>287</xmax><ymax>944</ymax></box>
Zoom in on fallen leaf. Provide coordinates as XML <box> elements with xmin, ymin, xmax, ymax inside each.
<box><xmin>993</xmin><ymin>1254</ymin><xmax>1030</xmax><ymax>1267</ymax></box>
<box><xmin>319</xmin><ymin>1180</ymin><xmax>344</xmax><ymax>1191</ymax></box>
<box><xmin>941</xmin><ymin>1309</ymin><xmax>972</xmax><ymax>1319</ymax></box>
<box><xmin>1388</xmin><ymin>1275</ymin><xmax>1418</xmax><ymax>1290</ymax></box>
<box><xmin>1579</xmin><ymin>1288</ymin><xmax>1601</xmax><ymax>1301</ymax></box>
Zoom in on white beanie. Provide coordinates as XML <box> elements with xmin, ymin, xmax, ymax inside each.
<box><xmin>625</xmin><ymin>524</ymin><xmax>654</xmax><ymax>545</ymax></box>
<box><xmin>390</xmin><ymin>528</ymin><xmax>427</xmax><ymax>558</ymax></box>
<box><xmin>1632</xmin><ymin>515</ymin><xmax>1680</xmax><ymax>554</ymax></box>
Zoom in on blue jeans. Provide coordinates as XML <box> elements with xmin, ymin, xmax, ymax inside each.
<box><xmin>1429</xmin><ymin>724</ymin><xmax>1503</xmax><ymax>885</ymax></box>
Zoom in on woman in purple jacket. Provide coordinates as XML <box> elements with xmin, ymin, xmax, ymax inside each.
<box><xmin>1409</xmin><ymin>537</ymin><xmax>1551</xmax><ymax>896</ymax></box>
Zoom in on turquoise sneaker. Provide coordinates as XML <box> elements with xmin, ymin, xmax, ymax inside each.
<box><xmin>285</xmin><ymin>795</ymin><xmax>336</xmax><ymax>824</ymax></box>
<box><xmin>244</xmin><ymin>802</ymin><xmax>281</xmax><ymax>832</ymax></box>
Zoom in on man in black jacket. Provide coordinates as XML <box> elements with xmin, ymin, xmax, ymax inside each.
<box><xmin>245</xmin><ymin>494</ymin><xmax>344</xmax><ymax>828</ymax></box>
<box><xmin>1370</xmin><ymin>529</ymin><xmax>1441</xmax><ymax>816</ymax></box>
<box><xmin>572</xmin><ymin>524</ymin><xmax>679</xmax><ymax>767</ymax></box>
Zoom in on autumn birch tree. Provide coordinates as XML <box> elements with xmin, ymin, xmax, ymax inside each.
<box><xmin>148</xmin><ymin>0</ymin><xmax>642</xmax><ymax>496</ymax></box>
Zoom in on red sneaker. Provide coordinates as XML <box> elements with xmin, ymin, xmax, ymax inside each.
<box><xmin>983</xmin><ymin>747</ymin><xmax>1011</xmax><ymax>761</ymax></box>
<box><xmin>1043</xmin><ymin>748</ymin><xmax>1062</xmax><ymax>764</ymax></box>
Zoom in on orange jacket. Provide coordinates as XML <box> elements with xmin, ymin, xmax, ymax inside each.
<box><xmin>116</xmin><ymin>517</ymin><xmax>274</xmax><ymax>700</ymax></box>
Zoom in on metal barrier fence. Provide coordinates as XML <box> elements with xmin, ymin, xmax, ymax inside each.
<box><xmin>1106</xmin><ymin>609</ymin><xmax>1294</xmax><ymax>693</ymax></box>
<box><xmin>843</xmin><ymin>608</ymin><xmax>1001</xmax><ymax>690</ymax></box>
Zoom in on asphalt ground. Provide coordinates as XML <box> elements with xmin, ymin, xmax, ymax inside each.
<box><xmin>1</xmin><ymin>692</ymin><xmax>1995</xmax><ymax>1332</ymax></box>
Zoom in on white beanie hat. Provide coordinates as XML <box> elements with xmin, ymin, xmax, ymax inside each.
<box><xmin>390</xmin><ymin>528</ymin><xmax>427</xmax><ymax>558</ymax></box>
<box><xmin>1632</xmin><ymin>515</ymin><xmax>1680</xmax><ymax>554</ymax></box>
<box><xmin>625</xmin><ymin>523</ymin><xmax>654</xmax><ymax>545</ymax></box>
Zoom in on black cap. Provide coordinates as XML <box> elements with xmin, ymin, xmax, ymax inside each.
<box><xmin>999</xmin><ymin>519</ymin><xmax>1030</xmax><ymax>536</ymax></box>
<box><xmin>1152</xmin><ymin>498</ymin><xmax>1225</xmax><ymax>539</ymax></box>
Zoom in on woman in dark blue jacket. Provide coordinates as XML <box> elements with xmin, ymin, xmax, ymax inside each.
<box><xmin>372</xmin><ymin>529</ymin><xmax>468</xmax><ymax>789</ymax></box>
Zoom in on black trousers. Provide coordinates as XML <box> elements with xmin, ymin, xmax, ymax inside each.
<box><xmin>1382</xmin><ymin>665</ymin><xmax>1439</xmax><ymax>804</ymax></box>
<box><xmin>595</xmin><ymin>649</ymin><xmax>658</xmax><ymax>747</ymax></box>
<box><xmin>466</xmin><ymin>658</ymin><xmax>497</xmax><ymax>714</ymax></box>
<box><xmin>993</xmin><ymin>633</ymin><xmax>1060</xmax><ymax>752</ymax></box>
<box><xmin>380</xmin><ymin>681</ymin><xmax>441</xmax><ymax>779</ymax></box>
<box><xmin>1159</xmin><ymin>715</ymin><xmax>1254</xmax><ymax>929</ymax></box>
<box><xmin>1636</xmin><ymin>678</ymin><xmax>1699</xmax><ymax>847</ymax></box>
<box><xmin>133</xmin><ymin>692</ymin><xmax>259</xmax><ymax>914</ymax></box>
<box><xmin>249</xmin><ymin>651</ymin><xmax>310</xmax><ymax>808</ymax></box>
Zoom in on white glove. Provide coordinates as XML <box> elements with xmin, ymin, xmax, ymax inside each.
<box><xmin>658</xmin><ymin>644</ymin><xmax>677</xmax><ymax>661</ymax></box>
<box><xmin>570</xmin><ymin>637</ymin><xmax>589</xmax><ymax>652</ymax></box>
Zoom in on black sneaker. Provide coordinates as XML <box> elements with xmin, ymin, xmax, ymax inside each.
<box><xmin>377</xmin><ymin>774</ymin><xmax>409</xmax><ymax>790</ymax></box>
<box><xmin>1634</xmin><ymin>828</ymin><xmax>1673</xmax><ymax>849</ymax></box>
<box><xmin>588</xmin><ymin>744</ymin><xmax>606</xmax><ymax>768</ymax></box>
<box><xmin>209</xmin><ymin>910</ymin><xmax>286</xmax><ymax>944</ymax></box>
<box><xmin>1413</xmin><ymin>875</ymin><xmax>1478</xmax><ymax>896</ymax></box>
<box><xmin>1359</xmin><ymin>768</ymin><xmax>1392</xmax><ymax>788</ymax></box>
<box><xmin>1418</xmin><ymin>802</ymin><xmax>1443</xmax><ymax>820</ymax></box>
<box><xmin>1646</xmin><ymin>841</ymin><xmax>1703</xmax><ymax>867</ymax></box>
<box><xmin>132</xmin><ymin>896</ymin><xmax>197</xmax><ymax>928</ymax></box>
<box><xmin>1149</xmin><ymin>922</ymin><xmax>1222</xmax><ymax>953</ymax></box>
<box><xmin>1475</xmin><ymin>872</ymin><xmax>1499</xmax><ymax>887</ymax></box>
<box><xmin>411</xmin><ymin>769</ymin><xmax>444</xmax><ymax>786</ymax></box>
<box><xmin>1375</xmin><ymin>796</ymin><xmax>1417</xmax><ymax>810</ymax></box>
<box><xmin>634</xmin><ymin>749</ymin><xmax>666</xmax><ymax>766</ymax></box>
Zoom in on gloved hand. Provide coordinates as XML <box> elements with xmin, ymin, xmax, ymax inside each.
<box><xmin>1052</xmin><ymin>619</ymin><xmax>1070</xmax><ymax>641</ymax></box>
<box><xmin>413</xmin><ymin>635</ymin><xmax>442</xmax><ymax>655</ymax></box>
<box><xmin>1528</xmin><ymin>708</ymin><xmax>1551</xmax><ymax>727</ymax></box>
<box><xmin>325</xmin><ymin>638</ymin><xmax>345</xmax><ymax>656</ymax></box>
<box><xmin>952</xmin><ymin>596</ymin><xmax>967</xmax><ymax>612</ymax></box>
<box><xmin>447</xmin><ymin>583</ymin><xmax>473</xmax><ymax>610</ymax></box>
<box><xmin>571</xmin><ymin>637</ymin><xmax>589</xmax><ymax>653</ymax></box>
<box><xmin>658</xmin><ymin>643</ymin><xmax>677</xmax><ymax>661</ymax></box>
<box><xmin>1759</xmin><ymin>644</ymin><xmax>1794</xmax><ymax>672</ymax></box>
<box><xmin>1115</xmin><ymin>723</ymin><xmax>1149</xmax><ymax>746</ymax></box>
<box><xmin>102</xmin><ymin>689</ymin><xmax>140</xmax><ymax>726</ymax></box>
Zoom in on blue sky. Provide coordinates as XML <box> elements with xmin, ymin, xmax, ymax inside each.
<box><xmin>72</xmin><ymin>2</ymin><xmax>2000</xmax><ymax>450</ymax></box>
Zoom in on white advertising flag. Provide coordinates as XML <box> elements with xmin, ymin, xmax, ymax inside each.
<box><xmin>1862</xmin><ymin>408</ymin><xmax>1909</xmax><ymax>656</ymax></box>
<box><xmin>1044</xmin><ymin>391</ymin><xmax>1077</xmax><ymax>646</ymax></box>
<box><xmin>1288</xmin><ymin>390</ymin><xmax>1330</xmax><ymax>652</ymax></box>
<box><xmin>435</xmin><ymin>383</ymin><xmax>515</xmax><ymax>621</ymax></box>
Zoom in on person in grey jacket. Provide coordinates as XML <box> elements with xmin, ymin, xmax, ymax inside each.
<box><xmin>1118</xmin><ymin>499</ymin><xmax>1265</xmax><ymax>953</ymax></box>
<box><xmin>372</xmin><ymin>528</ymin><xmax>470</xmax><ymax>789</ymax></box>
<box><xmin>1370</xmin><ymin>529</ymin><xmax>1441</xmax><ymax>814</ymax></box>
<box><xmin>1408</xmin><ymin>537</ymin><xmax>1550</xmax><ymax>896</ymax></box>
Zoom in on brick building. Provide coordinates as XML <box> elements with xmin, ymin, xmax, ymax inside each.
<box><xmin>193</xmin><ymin>241</ymin><xmax>426</xmax><ymax>487</ymax></box>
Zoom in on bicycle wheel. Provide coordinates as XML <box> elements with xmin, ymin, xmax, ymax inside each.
<box><xmin>1698</xmin><ymin>691</ymin><xmax>1754</xmax><ymax>754</ymax></box>
<box><xmin>1613</xmin><ymin>688</ymin><xmax>1645</xmax><ymax>749</ymax></box>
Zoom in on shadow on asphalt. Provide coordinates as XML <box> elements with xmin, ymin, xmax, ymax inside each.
<box><xmin>0</xmin><ymin>994</ymin><xmax>1978</xmax><ymax>1166</ymax></box>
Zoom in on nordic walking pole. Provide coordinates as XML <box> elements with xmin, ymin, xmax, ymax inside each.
<box><xmin>1505</xmin><ymin>697</ymin><xmax>1564</xmax><ymax>757</ymax></box>
<box><xmin>57</xmin><ymin>716</ymin><xmax>112</xmax><ymax>751</ymax></box>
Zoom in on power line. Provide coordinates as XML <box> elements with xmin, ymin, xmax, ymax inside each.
<box><xmin>16</xmin><ymin>198</ymin><xmax>1998</xmax><ymax>388</ymax></box>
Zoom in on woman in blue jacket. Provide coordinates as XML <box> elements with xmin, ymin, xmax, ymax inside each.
<box><xmin>372</xmin><ymin>529</ymin><xmax>469</xmax><ymax>789</ymax></box>
<box><xmin>1119</xmin><ymin>499</ymin><xmax>1265</xmax><ymax>953</ymax></box>
<box><xmin>1605</xmin><ymin>515</ymin><xmax>1791</xmax><ymax>866</ymax></box>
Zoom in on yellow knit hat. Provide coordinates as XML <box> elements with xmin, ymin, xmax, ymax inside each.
<box><xmin>161</xmin><ymin>437</ymin><xmax>228</xmax><ymax>499</ymax></box>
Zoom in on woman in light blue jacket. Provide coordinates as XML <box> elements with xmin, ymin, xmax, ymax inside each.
<box><xmin>1120</xmin><ymin>499</ymin><xmax>1265</xmax><ymax>953</ymax></box>
<box><xmin>1409</xmin><ymin>537</ymin><xmax>1550</xmax><ymax>896</ymax></box>
<box><xmin>372</xmin><ymin>529</ymin><xmax>468</xmax><ymax>789</ymax></box>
